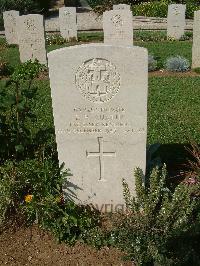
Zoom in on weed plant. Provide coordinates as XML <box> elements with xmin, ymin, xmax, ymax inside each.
<box><xmin>166</xmin><ymin>56</ymin><xmax>190</xmax><ymax>72</ymax></box>
<box><xmin>46</xmin><ymin>34</ymin><xmax>67</xmax><ymax>46</ymax></box>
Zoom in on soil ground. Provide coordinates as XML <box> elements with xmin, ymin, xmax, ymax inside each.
<box><xmin>0</xmin><ymin>225</ymin><xmax>133</xmax><ymax>266</ymax></box>
<box><xmin>149</xmin><ymin>70</ymin><xmax>200</xmax><ymax>77</ymax></box>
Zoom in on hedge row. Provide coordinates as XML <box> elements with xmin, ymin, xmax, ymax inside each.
<box><xmin>132</xmin><ymin>0</ymin><xmax>200</xmax><ymax>19</ymax></box>
<box><xmin>0</xmin><ymin>0</ymin><xmax>51</xmax><ymax>27</ymax></box>
<box><xmin>88</xmin><ymin>0</ymin><xmax>200</xmax><ymax>18</ymax></box>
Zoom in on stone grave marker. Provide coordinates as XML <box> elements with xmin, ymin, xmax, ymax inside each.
<box><xmin>3</xmin><ymin>10</ymin><xmax>19</xmax><ymax>44</ymax></box>
<box><xmin>103</xmin><ymin>10</ymin><xmax>133</xmax><ymax>46</ymax></box>
<box><xmin>113</xmin><ymin>4</ymin><xmax>131</xmax><ymax>10</ymax></box>
<box><xmin>192</xmin><ymin>10</ymin><xmax>200</xmax><ymax>68</ymax></box>
<box><xmin>16</xmin><ymin>14</ymin><xmax>47</xmax><ymax>65</ymax></box>
<box><xmin>167</xmin><ymin>4</ymin><xmax>186</xmax><ymax>40</ymax></box>
<box><xmin>59</xmin><ymin>7</ymin><xmax>77</xmax><ymax>41</ymax></box>
<box><xmin>48</xmin><ymin>44</ymin><xmax>148</xmax><ymax>212</ymax></box>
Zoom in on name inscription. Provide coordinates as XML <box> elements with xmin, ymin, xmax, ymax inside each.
<box><xmin>57</xmin><ymin>106</ymin><xmax>145</xmax><ymax>135</ymax></box>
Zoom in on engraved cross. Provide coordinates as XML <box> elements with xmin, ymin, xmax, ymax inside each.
<box><xmin>86</xmin><ymin>137</ymin><xmax>116</xmax><ymax>181</ymax></box>
<box><xmin>89</xmin><ymin>60</ymin><xmax>106</xmax><ymax>81</ymax></box>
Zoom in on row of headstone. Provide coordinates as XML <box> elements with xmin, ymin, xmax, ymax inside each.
<box><xmin>3</xmin><ymin>6</ymin><xmax>200</xmax><ymax>68</ymax></box>
<box><xmin>58</xmin><ymin>4</ymin><xmax>187</xmax><ymax>43</ymax></box>
<box><xmin>3</xmin><ymin>11</ymin><xmax>47</xmax><ymax>65</ymax></box>
<box><xmin>3</xmin><ymin>4</ymin><xmax>185</xmax><ymax>50</ymax></box>
<box><xmin>167</xmin><ymin>6</ymin><xmax>200</xmax><ymax>68</ymax></box>
<box><xmin>3</xmin><ymin>6</ymin><xmax>134</xmax><ymax>65</ymax></box>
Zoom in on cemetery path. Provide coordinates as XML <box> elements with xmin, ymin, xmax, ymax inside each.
<box><xmin>0</xmin><ymin>225</ymin><xmax>133</xmax><ymax>265</ymax></box>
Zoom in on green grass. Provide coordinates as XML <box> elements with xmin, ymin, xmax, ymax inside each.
<box><xmin>137</xmin><ymin>40</ymin><xmax>192</xmax><ymax>65</ymax></box>
<box><xmin>0</xmin><ymin>34</ymin><xmax>193</xmax><ymax>70</ymax></box>
<box><xmin>0</xmin><ymin>34</ymin><xmax>199</xmax><ymax>165</ymax></box>
<box><xmin>1</xmin><ymin>76</ymin><xmax>199</xmax><ymax>144</ymax></box>
<box><xmin>148</xmin><ymin>77</ymin><xmax>200</xmax><ymax>144</ymax></box>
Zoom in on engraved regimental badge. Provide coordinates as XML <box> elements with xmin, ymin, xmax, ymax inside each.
<box><xmin>75</xmin><ymin>58</ymin><xmax>120</xmax><ymax>103</ymax></box>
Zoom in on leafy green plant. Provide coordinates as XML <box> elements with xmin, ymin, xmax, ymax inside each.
<box><xmin>0</xmin><ymin>159</ymin><xmax>100</xmax><ymax>243</ymax></box>
<box><xmin>133</xmin><ymin>0</ymin><xmax>169</xmax><ymax>18</ymax></box>
<box><xmin>134</xmin><ymin>30</ymin><xmax>167</xmax><ymax>42</ymax></box>
<box><xmin>0</xmin><ymin>159</ymin><xmax>63</xmax><ymax>227</ymax></box>
<box><xmin>88</xmin><ymin>0</ymin><xmax>199</xmax><ymax>19</ymax></box>
<box><xmin>46</xmin><ymin>34</ymin><xmax>67</xmax><ymax>45</ymax></box>
<box><xmin>165</xmin><ymin>55</ymin><xmax>190</xmax><ymax>72</ymax></box>
<box><xmin>0</xmin><ymin>57</ymin><xmax>13</xmax><ymax>77</ymax></box>
<box><xmin>112</xmin><ymin>165</ymin><xmax>200</xmax><ymax>265</ymax></box>
<box><xmin>0</xmin><ymin>60</ymin><xmax>45</xmax><ymax>161</ymax></box>
<box><xmin>26</xmin><ymin>197</ymin><xmax>100</xmax><ymax>244</ymax></box>
<box><xmin>179</xmin><ymin>31</ymin><xmax>193</xmax><ymax>41</ymax></box>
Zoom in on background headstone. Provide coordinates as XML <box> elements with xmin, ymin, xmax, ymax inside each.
<box><xmin>48</xmin><ymin>44</ymin><xmax>148</xmax><ymax>211</ymax></box>
<box><xmin>103</xmin><ymin>10</ymin><xmax>133</xmax><ymax>46</ymax></box>
<box><xmin>3</xmin><ymin>10</ymin><xmax>19</xmax><ymax>44</ymax></box>
<box><xmin>167</xmin><ymin>4</ymin><xmax>186</xmax><ymax>40</ymax></box>
<box><xmin>113</xmin><ymin>4</ymin><xmax>131</xmax><ymax>10</ymax></box>
<box><xmin>17</xmin><ymin>14</ymin><xmax>47</xmax><ymax>65</ymax></box>
<box><xmin>59</xmin><ymin>7</ymin><xmax>77</xmax><ymax>41</ymax></box>
<box><xmin>192</xmin><ymin>10</ymin><xmax>200</xmax><ymax>68</ymax></box>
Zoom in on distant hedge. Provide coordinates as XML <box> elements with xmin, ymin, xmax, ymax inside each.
<box><xmin>88</xmin><ymin>0</ymin><xmax>200</xmax><ymax>18</ymax></box>
<box><xmin>132</xmin><ymin>0</ymin><xmax>200</xmax><ymax>19</ymax></box>
<box><xmin>0</xmin><ymin>0</ymin><xmax>51</xmax><ymax>27</ymax></box>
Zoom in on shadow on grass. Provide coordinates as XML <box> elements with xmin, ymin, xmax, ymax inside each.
<box><xmin>155</xmin><ymin>143</ymin><xmax>199</xmax><ymax>180</ymax></box>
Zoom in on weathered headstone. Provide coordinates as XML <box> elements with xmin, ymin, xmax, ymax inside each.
<box><xmin>103</xmin><ymin>10</ymin><xmax>133</xmax><ymax>46</ymax></box>
<box><xmin>3</xmin><ymin>10</ymin><xmax>19</xmax><ymax>44</ymax></box>
<box><xmin>16</xmin><ymin>14</ymin><xmax>47</xmax><ymax>65</ymax></box>
<box><xmin>113</xmin><ymin>4</ymin><xmax>131</xmax><ymax>10</ymax></box>
<box><xmin>48</xmin><ymin>44</ymin><xmax>148</xmax><ymax>212</ymax></box>
<box><xmin>192</xmin><ymin>11</ymin><xmax>200</xmax><ymax>68</ymax></box>
<box><xmin>167</xmin><ymin>4</ymin><xmax>186</xmax><ymax>40</ymax></box>
<box><xmin>59</xmin><ymin>7</ymin><xmax>77</xmax><ymax>41</ymax></box>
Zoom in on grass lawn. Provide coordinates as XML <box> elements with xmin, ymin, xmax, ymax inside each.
<box><xmin>0</xmin><ymin>31</ymin><xmax>193</xmax><ymax>68</ymax></box>
<box><xmin>0</xmin><ymin>33</ymin><xmax>199</xmax><ymax>165</ymax></box>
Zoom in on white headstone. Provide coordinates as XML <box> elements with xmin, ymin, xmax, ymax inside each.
<box><xmin>192</xmin><ymin>11</ymin><xmax>200</xmax><ymax>68</ymax></box>
<box><xmin>167</xmin><ymin>4</ymin><xmax>186</xmax><ymax>40</ymax></box>
<box><xmin>3</xmin><ymin>10</ymin><xmax>19</xmax><ymax>44</ymax></box>
<box><xmin>59</xmin><ymin>7</ymin><xmax>77</xmax><ymax>41</ymax></box>
<box><xmin>16</xmin><ymin>14</ymin><xmax>47</xmax><ymax>65</ymax></box>
<box><xmin>113</xmin><ymin>4</ymin><xmax>130</xmax><ymax>10</ymax></box>
<box><xmin>103</xmin><ymin>10</ymin><xmax>133</xmax><ymax>46</ymax></box>
<box><xmin>48</xmin><ymin>44</ymin><xmax>148</xmax><ymax>212</ymax></box>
